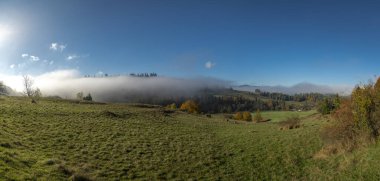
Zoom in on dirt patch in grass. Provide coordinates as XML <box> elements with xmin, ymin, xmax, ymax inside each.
<box><xmin>130</xmin><ymin>104</ymin><xmax>161</xmax><ymax>108</ymax></box>
<box><xmin>278</xmin><ymin>116</ymin><xmax>301</xmax><ymax>130</ymax></box>
<box><xmin>101</xmin><ymin>110</ymin><xmax>130</xmax><ymax>119</ymax></box>
<box><xmin>0</xmin><ymin>142</ymin><xmax>12</xmax><ymax>148</ymax></box>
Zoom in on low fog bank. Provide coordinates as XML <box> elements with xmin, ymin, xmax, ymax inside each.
<box><xmin>235</xmin><ymin>82</ymin><xmax>353</xmax><ymax>95</ymax></box>
<box><xmin>1</xmin><ymin>70</ymin><xmax>231</xmax><ymax>102</ymax></box>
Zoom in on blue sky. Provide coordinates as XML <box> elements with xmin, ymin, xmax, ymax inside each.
<box><xmin>0</xmin><ymin>0</ymin><xmax>380</xmax><ymax>86</ymax></box>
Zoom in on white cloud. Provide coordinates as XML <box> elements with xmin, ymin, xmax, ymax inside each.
<box><xmin>29</xmin><ymin>55</ymin><xmax>40</xmax><ymax>62</ymax></box>
<box><xmin>205</xmin><ymin>61</ymin><xmax>216</xmax><ymax>69</ymax></box>
<box><xmin>21</xmin><ymin>54</ymin><xmax>40</xmax><ymax>62</ymax></box>
<box><xmin>21</xmin><ymin>53</ymin><xmax>29</xmax><ymax>58</ymax></box>
<box><xmin>67</xmin><ymin>54</ymin><xmax>79</xmax><ymax>61</ymax></box>
<box><xmin>50</xmin><ymin>42</ymin><xmax>66</xmax><ymax>52</ymax></box>
<box><xmin>9</xmin><ymin>63</ymin><xmax>27</xmax><ymax>69</ymax></box>
<box><xmin>59</xmin><ymin>44</ymin><xmax>66</xmax><ymax>51</ymax></box>
<box><xmin>42</xmin><ymin>60</ymin><xmax>54</xmax><ymax>66</ymax></box>
<box><xmin>49</xmin><ymin>43</ymin><xmax>58</xmax><ymax>50</ymax></box>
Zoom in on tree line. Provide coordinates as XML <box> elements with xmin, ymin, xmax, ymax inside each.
<box><xmin>83</xmin><ymin>72</ymin><xmax>158</xmax><ymax>78</ymax></box>
<box><xmin>254</xmin><ymin>90</ymin><xmax>328</xmax><ymax>102</ymax></box>
<box><xmin>148</xmin><ymin>91</ymin><xmax>331</xmax><ymax>114</ymax></box>
<box><xmin>129</xmin><ymin>73</ymin><xmax>158</xmax><ymax>77</ymax></box>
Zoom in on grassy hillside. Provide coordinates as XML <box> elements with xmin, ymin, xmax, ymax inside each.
<box><xmin>0</xmin><ymin>97</ymin><xmax>379</xmax><ymax>180</ymax></box>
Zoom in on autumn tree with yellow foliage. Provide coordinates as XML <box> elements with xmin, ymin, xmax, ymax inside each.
<box><xmin>180</xmin><ymin>100</ymin><xmax>199</xmax><ymax>114</ymax></box>
<box><xmin>234</xmin><ymin>111</ymin><xmax>252</xmax><ymax>121</ymax></box>
<box><xmin>320</xmin><ymin>78</ymin><xmax>380</xmax><ymax>154</ymax></box>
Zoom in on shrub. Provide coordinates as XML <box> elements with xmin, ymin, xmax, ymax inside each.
<box><xmin>166</xmin><ymin>103</ymin><xmax>177</xmax><ymax>109</ymax></box>
<box><xmin>180</xmin><ymin>100</ymin><xmax>199</xmax><ymax>114</ymax></box>
<box><xmin>83</xmin><ymin>93</ymin><xmax>93</xmax><ymax>101</ymax></box>
<box><xmin>34</xmin><ymin>88</ymin><xmax>42</xmax><ymax>100</ymax></box>
<box><xmin>253</xmin><ymin>109</ymin><xmax>263</xmax><ymax>123</ymax></box>
<box><xmin>242</xmin><ymin>111</ymin><xmax>252</xmax><ymax>121</ymax></box>
<box><xmin>318</xmin><ymin>98</ymin><xmax>333</xmax><ymax>115</ymax></box>
<box><xmin>317</xmin><ymin>100</ymin><xmax>374</xmax><ymax>157</ymax></box>
<box><xmin>278</xmin><ymin>115</ymin><xmax>301</xmax><ymax>130</ymax></box>
<box><xmin>351</xmin><ymin>85</ymin><xmax>376</xmax><ymax>133</ymax></box>
<box><xmin>233</xmin><ymin>112</ymin><xmax>243</xmax><ymax>120</ymax></box>
<box><xmin>317</xmin><ymin>84</ymin><xmax>380</xmax><ymax>157</ymax></box>
<box><xmin>317</xmin><ymin>94</ymin><xmax>341</xmax><ymax>115</ymax></box>
<box><xmin>233</xmin><ymin>111</ymin><xmax>252</xmax><ymax>121</ymax></box>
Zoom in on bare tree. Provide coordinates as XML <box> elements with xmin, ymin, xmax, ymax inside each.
<box><xmin>23</xmin><ymin>75</ymin><xmax>34</xmax><ymax>97</ymax></box>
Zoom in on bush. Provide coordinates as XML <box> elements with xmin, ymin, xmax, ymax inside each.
<box><xmin>33</xmin><ymin>88</ymin><xmax>42</xmax><ymax>100</ymax></box>
<box><xmin>253</xmin><ymin>109</ymin><xmax>263</xmax><ymax>123</ymax></box>
<box><xmin>83</xmin><ymin>93</ymin><xmax>93</xmax><ymax>101</ymax></box>
<box><xmin>317</xmin><ymin>81</ymin><xmax>380</xmax><ymax>157</ymax></box>
<box><xmin>351</xmin><ymin>85</ymin><xmax>376</xmax><ymax>133</ymax></box>
<box><xmin>180</xmin><ymin>100</ymin><xmax>199</xmax><ymax>114</ymax></box>
<box><xmin>317</xmin><ymin>95</ymin><xmax>341</xmax><ymax>115</ymax></box>
<box><xmin>233</xmin><ymin>112</ymin><xmax>243</xmax><ymax>120</ymax></box>
<box><xmin>234</xmin><ymin>111</ymin><xmax>252</xmax><ymax>121</ymax></box>
<box><xmin>242</xmin><ymin>111</ymin><xmax>252</xmax><ymax>121</ymax></box>
<box><xmin>278</xmin><ymin>115</ymin><xmax>301</xmax><ymax>130</ymax></box>
<box><xmin>318</xmin><ymin>98</ymin><xmax>333</xmax><ymax>115</ymax></box>
<box><xmin>317</xmin><ymin>100</ymin><xmax>374</xmax><ymax>157</ymax></box>
<box><xmin>166</xmin><ymin>103</ymin><xmax>177</xmax><ymax>109</ymax></box>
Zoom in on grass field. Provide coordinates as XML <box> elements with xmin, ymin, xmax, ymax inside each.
<box><xmin>1</xmin><ymin>97</ymin><xmax>380</xmax><ymax>180</ymax></box>
<box><xmin>254</xmin><ymin>110</ymin><xmax>318</xmax><ymax>122</ymax></box>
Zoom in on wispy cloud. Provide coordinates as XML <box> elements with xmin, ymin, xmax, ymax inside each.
<box><xmin>49</xmin><ymin>42</ymin><xmax>66</xmax><ymax>52</ymax></box>
<box><xmin>9</xmin><ymin>63</ymin><xmax>26</xmax><ymax>69</ymax></box>
<box><xmin>97</xmin><ymin>71</ymin><xmax>104</xmax><ymax>76</ymax></box>
<box><xmin>29</xmin><ymin>55</ymin><xmax>40</xmax><ymax>62</ymax></box>
<box><xmin>17</xmin><ymin>53</ymin><xmax>54</xmax><ymax>70</ymax></box>
<box><xmin>66</xmin><ymin>54</ymin><xmax>79</xmax><ymax>61</ymax></box>
<box><xmin>43</xmin><ymin>60</ymin><xmax>54</xmax><ymax>66</ymax></box>
<box><xmin>205</xmin><ymin>61</ymin><xmax>216</xmax><ymax>69</ymax></box>
<box><xmin>21</xmin><ymin>53</ymin><xmax>40</xmax><ymax>62</ymax></box>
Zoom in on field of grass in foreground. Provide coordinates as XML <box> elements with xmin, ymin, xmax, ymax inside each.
<box><xmin>1</xmin><ymin>97</ymin><xmax>380</xmax><ymax>180</ymax></box>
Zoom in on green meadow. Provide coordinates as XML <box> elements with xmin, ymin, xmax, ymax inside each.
<box><xmin>254</xmin><ymin>110</ymin><xmax>317</xmax><ymax>122</ymax></box>
<box><xmin>1</xmin><ymin>97</ymin><xmax>380</xmax><ymax>180</ymax></box>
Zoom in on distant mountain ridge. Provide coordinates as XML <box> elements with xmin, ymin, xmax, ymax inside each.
<box><xmin>234</xmin><ymin>82</ymin><xmax>352</xmax><ymax>95</ymax></box>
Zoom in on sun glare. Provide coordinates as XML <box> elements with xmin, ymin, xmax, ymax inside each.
<box><xmin>0</xmin><ymin>24</ymin><xmax>12</xmax><ymax>45</ymax></box>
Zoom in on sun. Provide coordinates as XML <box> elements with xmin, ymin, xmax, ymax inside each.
<box><xmin>0</xmin><ymin>24</ymin><xmax>12</xmax><ymax>46</ymax></box>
